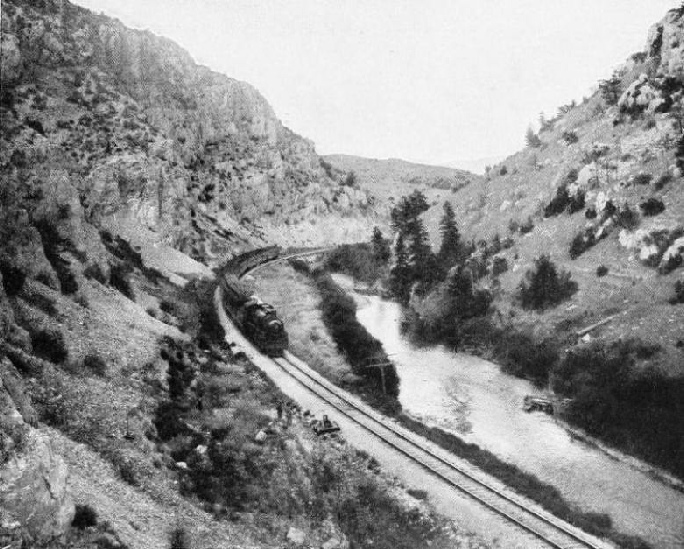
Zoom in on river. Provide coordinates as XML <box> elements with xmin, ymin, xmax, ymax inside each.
<box><xmin>333</xmin><ymin>275</ymin><xmax>684</xmax><ymax>549</ymax></box>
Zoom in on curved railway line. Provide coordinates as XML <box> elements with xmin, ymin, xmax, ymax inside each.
<box><xmin>273</xmin><ymin>351</ymin><xmax>610</xmax><ymax>549</ymax></box>
<box><xmin>221</xmin><ymin>248</ymin><xmax>614</xmax><ymax>549</ymax></box>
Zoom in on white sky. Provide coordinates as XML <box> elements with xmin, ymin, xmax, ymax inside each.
<box><xmin>74</xmin><ymin>0</ymin><xmax>675</xmax><ymax>168</ymax></box>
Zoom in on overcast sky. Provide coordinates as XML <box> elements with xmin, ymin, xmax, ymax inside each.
<box><xmin>74</xmin><ymin>0</ymin><xmax>675</xmax><ymax>169</ymax></box>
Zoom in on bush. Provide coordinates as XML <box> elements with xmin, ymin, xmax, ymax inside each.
<box><xmin>109</xmin><ymin>263</ymin><xmax>134</xmax><ymax>299</ymax></box>
<box><xmin>519</xmin><ymin>217</ymin><xmax>534</xmax><ymax>234</ymax></box>
<box><xmin>543</xmin><ymin>187</ymin><xmax>570</xmax><ymax>217</ymax></box>
<box><xmin>72</xmin><ymin>504</ymin><xmax>98</xmax><ymax>529</ymax></box>
<box><xmin>561</xmin><ymin>130</ymin><xmax>578</xmax><ymax>144</ymax></box>
<box><xmin>499</xmin><ymin>165</ymin><xmax>508</xmax><ymax>176</ymax></box>
<box><xmin>585</xmin><ymin>208</ymin><xmax>597</xmax><ymax>219</ymax></box>
<box><xmin>494</xmin><ymin>331</ymin><xmax>559</xmax><ymax>384</ymax></box>
<box><xmin>569</xmin><ymin>229</ymin><xmax>596</xmax><ymax>259</ymax></box>
<box><xmin>614</xmin><ymin>205</ymin><xmax>640</xmax><ymax>230</ymax></box>
<box><xmin>640</xmin><ymin>198</ymin><xmax>665</xmax><ymax>217</ymax></box>
<box><xmin>596</xmin><ymin>265</ymin><xmax>609</xmax><ymax>277</ymax></box>
<box><xmin>84</xmin><ymin>263</ymin><xmax>107</xmax><ymax>284</ymax></box>
<box><xmin>0</xmin><ymin>261</ymin><xmax>26</xmax><ymax>296</ymax></box>
<box><xmin>552</xmin><ymin>340</ymin><xmax>684</xmax><ymax>479</ymax></box>
<box><xmin>633</xmin><ymin>173</ymin><xmax>653</xmax><ymax>186</ymax></box>
<box><xmin>31</xmin><ymin>329</ymin><xmax>68</xmax><ymax>363</ymax></box>
<box><xmin>169</xmin><ymin>527</ymin><xmax>191</xmax><ymax>549</ymax></box>
<box><xmin>654</xmin><ymin>174</ymin><xmax>673</xmax><ymax>191</ymax></box>
<box><xmin>83</xmin><ymin>353</ymin><xmax>107</xmax><ymax>376</ymax></box>
<box><xmin>519</xmin><ymin>255</ymin><xmax>578</xmax><ymax>310</ymax></box>
<box><xmin>670</xmin><ymin>280</ymin><xmax>684</xmax><ymax>305</ymax></box>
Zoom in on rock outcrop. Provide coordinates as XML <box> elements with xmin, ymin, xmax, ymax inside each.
<box><xmin>1</xmin><ymin>0</ymin><xmax>378</xmax><ymax>267</ymax></box>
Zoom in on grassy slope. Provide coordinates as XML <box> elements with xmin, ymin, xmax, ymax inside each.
<box><xmin>432</xmin><ymin>92</ymin><xmax>684</xmax><ymax>374</ymax></box>
<box><xmin>6</xmin><ymin>242</ymin><xmax>486</xmax><ymax>549</ymax></box>
<box><xmin>324</xmin><ymin>154</ymin><xmax>483</xmax><ymax>240</ymax></box>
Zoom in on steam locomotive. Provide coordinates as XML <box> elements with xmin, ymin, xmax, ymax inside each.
<box><xmin>221</xmin><ymin>274</ymin><xmax>289</xmax><ymax>357</ymax></box>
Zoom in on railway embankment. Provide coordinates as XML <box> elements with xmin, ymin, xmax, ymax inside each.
<box><xmin>250</xmin><ymin>260</ymin><xmax>650</xmax><ymax>549</ymax></box>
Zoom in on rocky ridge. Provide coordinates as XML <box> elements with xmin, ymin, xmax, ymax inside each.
<box><xmin>1</xmin><ymin>0</ymin><xmax>379</xmax><ymax>269</ymax></box>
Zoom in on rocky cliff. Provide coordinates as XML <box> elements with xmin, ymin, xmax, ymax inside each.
<box><xmin>0</xmin><ymin>0</ymin><xmax>378</xmax><ymax>267</ymax></box>
<box><xmin>420</xmin><ymin>5</ymin><xmax>684</xmax><ymax>373</ymax></box>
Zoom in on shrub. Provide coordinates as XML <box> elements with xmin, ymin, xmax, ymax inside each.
<box><xmin>569</xmin><ymin>229</ymin><xmax>596</xmax><ymax>259</ymax></box>
<box><xmin>169</xmin><ymin>527</ymin><xmax>191</xmax><ymax>549</ymax></box>
<box><xmin>519</xmin><ymin>255</ymin><xmax>578</xmax><ymax>310</ymax></box>
<box><xmin>109</xmin><ymin>263</ymin><xmax>134</xmax><ymax>299</ymax></box>
<box><xmin>0</xmin><ymin>261</ymin><xmax>26</xmax><ymax>296</ymax></box>
<box><xmin>72</xmin><ymin>504</ymin><xmax>98</xmax><ymax>529</ymax></box>
<box><xmin>84</xmin><ymin>263</ymin><xmax>107</xmax><ymax>284</ymax></box>
<box><xmin>670</xmin><ymin>281</ymin><xmax>684</xmax><ymax>305</ymax></box>
<box><xmin>568</xmin><ymin>191</ymin><xmax>586</xmax><ymax>214</ymax></box>
<box><xmin>633</xmin><ymin>173</ymin><xmax>653</xmax><ymax>186</ymax></box>
<box><xmin>640</xmin><ymin>198</ymin><xmax>665</xmax><ymax>217</ymax></box>
<box><xmin>24</xmin><ymin>291</ymin><xmax>58</xmax><ymax>316</ymax></box>
<box><xmin>654</xmin><ymin>174</ymin><xmax>673</xmax><ymax>191</ymax></box>
<box><xmin>596</xmin><ymin>265</ymin><xmax>609</xmax><ymax>277</ymax></box>
<box><xmin>495</xmin><ymin>332</ymin><xmax>559</xmax><ymax>384</ymax></box>
<box><xmin>543</xmin><ymin>187</ymin><xmax>570</xmax><ymax>217</ymax></box>
<box><xmin>614</xmin><ymin>205</ymin><xmax>640</xmax><ymax>230</ymax></box>
<box><xmin>83</xmin><ymin>353</ymin><xmax>107</xmax><ymax>376</ymax></box>
<box><xmin>525</xmin><ymin>127</ymin><xmax>542</xmax><ymax>148</ymax></box>
<box><xmin>519</xmin><ymin>217</ymin><xmax>534</xmax><ymax>234</ymax></box>
<box><xmin>585</xmin><ymin>208</ymin><xmax>597</xmax><ymax>219</ymax></box>
<box><xmin>499</xmin><ymin>165</ymin><xmax>508</xmax><ymax>176</ymax></box>
<box><xmin>552</xmin><ymin>340</ymin><xmax>684</xmax><ymax>479</ymax></box>
<box><xmin>160</xmin><ymin>300</ymin><xmax>176</xmax><ymax>315</ymax></box>
<box><xmin>31</xmin><ymin>329</ymin><xmax>68</xmax><ymax>363</ymax></box>
<box><xmin>562</xmin><ymin>130</ymin><xmax>578</xmax><ymax>144</ymax></box>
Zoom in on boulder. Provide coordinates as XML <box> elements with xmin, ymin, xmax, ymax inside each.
<box><xmin>286</xmin><ymin>526</ymin><xmax>306</xmax><ymax>545</ymax></box>
<box><xmin>577</xmin><ymin>163</ymin><xmax>599</xmax><ymax>190</ymax></box>
<box><xmin>0</xmin><ymin>431</ymin><xmax>74</xmax><ymax>545</ymax></box>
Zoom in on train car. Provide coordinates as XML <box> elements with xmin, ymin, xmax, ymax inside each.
<box><xmin>232</xmin><ymin>246</ymin><xmax>281</xmax><ymax>276</ymax></box>
<box><xmin>221</xmin><ymin>275</ymin><xmax>289</xmax><ymax>357</ymax></box>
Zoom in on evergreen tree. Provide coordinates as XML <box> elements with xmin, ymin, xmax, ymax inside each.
<box><xmin>519</xmin><ymin>254</ymin><xmax>578</xmax><ymax>310</ymax></box>
<box><xmin>599</xmin><ymin>71</ymin><xmax>622</xmax><ymax>106</ymax></box>
<box><xmin>525</xmin><ymin>126</ymin><xmax>542</xmax><ymax>148</ymax></box>
<box><xmin>438</xmin><ymin>201</ymin><xmax>461</xmax><ymax>266</ymax></box>
<box><xmin>371</xmin><ymin>226</ymin><xmax>390</xmax><ymax>263</ymax></box>
<box><xmin>390</xmin><ymin>190</ymin><xmax>429</xmax><ymax>234</ymax></box>
<box><xmin>388</xmin><ymin>234</ymin><xmax>412</xmax><ymax>302</ymax></box>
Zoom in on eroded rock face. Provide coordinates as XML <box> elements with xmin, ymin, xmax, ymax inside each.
<box><xmin>0</xmin><ymin>430</ymin><xmax>74</xmax><ymax>544</ymax></box>
<box><xmin>0</xmin><ymin>356</ymin><xmax>73</xmax><ymax>546</ymax></box>
<box><xmin>1</xmin><ymin>0</ymin><xmax>376</xmax><ymax>263</ymax></box>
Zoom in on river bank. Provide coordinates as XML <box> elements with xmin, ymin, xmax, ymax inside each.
<box><xmin>252</xmin><ymin>263</ymin><xmax>676</xmax><ymax>548</ymax></box>
<box><xmin>343</xmin><ymin>280</ymin><xmax>684</xmax><ymax>549</ymax></box>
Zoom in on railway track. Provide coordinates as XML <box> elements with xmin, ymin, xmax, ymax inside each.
<box><xmin>223</xmin><ymin>248</ymin><xmax>613</xmax><ymax>548</ymax></box>
<box><xmin>273</xmin><ymin>350</ymin><xmax>613</xmax><ymax>549</ymax></box>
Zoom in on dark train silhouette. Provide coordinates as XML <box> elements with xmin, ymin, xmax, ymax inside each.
<box><xmin>221</xmin><ymin>247</ymin><xmax>288</xmax><ymax>356</ymax></box>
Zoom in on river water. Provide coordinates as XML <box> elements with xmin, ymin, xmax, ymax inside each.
<box><xmin>333</xmin><ymin>276</ymin><xmax>684</xmax><ymax>549</ymax></box>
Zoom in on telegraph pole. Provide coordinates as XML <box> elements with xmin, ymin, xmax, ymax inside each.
<box><xmin>364</xmin><ymin>356</ymin><xmax>393</xmax><ymax>394</ymax></box>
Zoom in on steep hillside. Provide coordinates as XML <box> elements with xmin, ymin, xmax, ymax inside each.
<box><xmin>0</xmin><ymin>0</ymin><xmax>379</xmax><ymax>264</ymax></box>
<box><xmin>437</xmin><ymin>6</ymin><xmax>684</xmax><ymax>374</ymax></box>
<box><xmin>323</xmin><ymin>154</ymin><xmax>481</xmax><ymax>238</ymax></box>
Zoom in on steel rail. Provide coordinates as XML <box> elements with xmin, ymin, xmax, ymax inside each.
<box><xmin>224</xmin><ymin>248</ymin><xmax>612</xmax><ymax>549</ymax></box>
<box><xmin>274</xmin><ymin>351</ymin><xmax>609</xmax><ymax>549</ymax></box>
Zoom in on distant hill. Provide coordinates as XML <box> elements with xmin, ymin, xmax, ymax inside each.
<box><xmin>322</xmin><ymin>154</ymin><xmax>482</xmax><ymax>241</ymax></box>
<box><xmin>438</xmin><ymin>155</ymin><xmax>506</xmax><ymax>175</ymax></box>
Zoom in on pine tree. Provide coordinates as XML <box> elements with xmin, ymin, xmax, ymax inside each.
<box><xmin>389</xmin><ymin>234</ymin><xmax>412</xmax><ymax>301</ymax></box>
<box><xmin>371</xmin><ymin>226</ymin><xmax>390</xmax><ymax>263</ymax></box>
<box><xmin>599</xmin><ymin>71</ymin><xmax>622</xmax><ymax>106</ymax></box>
<box><xmin>525</xmin><ymin>126</ymin><xmax>542</xmax><ymax>148</ymax></box>
<box><xmin>438</xmin><ymin>201</ymin><xmax>461</xmax><ymax>265</ymax></box>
